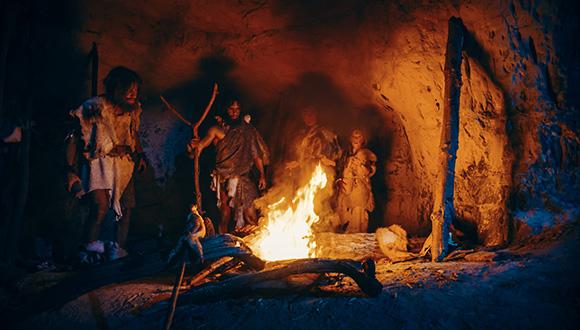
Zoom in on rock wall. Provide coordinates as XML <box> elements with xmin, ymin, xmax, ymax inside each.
<box><xmin>38</xmin><ymin>0</ymin><xmax>578</xmax><ymax>243</ymax></box>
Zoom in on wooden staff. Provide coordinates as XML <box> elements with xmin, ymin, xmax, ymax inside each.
<box><xmin>192</xmin><ymin>83</ymin><xmax>218</xmax><ymax>211</ymax></box>
<box><xmin>160</xmin><ymin>83</ymin><xmax>218</xmax><ymax>211</ymax></box>
<box><xmin>160</xmin><ymin>84</ymin><xmax>218</xmax><ymax>330</ymax></box>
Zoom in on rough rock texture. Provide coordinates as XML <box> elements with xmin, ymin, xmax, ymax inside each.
<box><xmin>25</xmin><ymin>0</ymin><xmax>578</xmax><ymax>245</ymax></box>
<box><xmin>454</xmin><ymin>56</ymin><xmax>511</xmax><ymax>246</ymax></box>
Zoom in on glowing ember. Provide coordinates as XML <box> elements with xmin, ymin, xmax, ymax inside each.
<box><xmin>249</xmin><ymin>164</ymin><xmax>327</xmax><ymax>261</ymax></box>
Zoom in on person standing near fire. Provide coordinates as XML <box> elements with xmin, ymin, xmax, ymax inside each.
<box><xmin>285</xmin><ymin>106</ymin><xmax>342</xmax><ymax>231</ymax></box>
<box><xmin>188</xmin><ymin>100</ymin><xmax>269</xmax><ymax>234</ymax></box>
<box><xmin>336</xmin><ymin>129</ymin><xmax>377</xmax><ymax>233</ymax></box>
<box><xmin>65</xmin><ymin>66</ymin><xmax>147</xmax><ymax>262</ymax></box>
<box><xmin>285</xmin><ymin>106</ymin><xmax>341</xmax><ymax>173</ymax></box>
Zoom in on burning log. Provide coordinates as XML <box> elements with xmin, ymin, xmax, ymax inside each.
<box><xmin>176</xmin><ymin>258</ymin><xmax>383</xmax><ymax>305</ymax></box>
<box><xmin>313</xmin><ymin>232</ymin><xmax>384</xmax><ymax>260</ymax></box>
<box><xmin>314</xmin><ymin>230</ymin><xmax>416</xmax><ymax>262</ymax></box>
<box><xmin>246</xmin><ymin>228</ymin><xmax>415</xmax><ymax>262</ymax></box>
<box><xmin>243</xmin><ymin>231</ymin><xmax>385</xmax><ymax>262</ymax></box>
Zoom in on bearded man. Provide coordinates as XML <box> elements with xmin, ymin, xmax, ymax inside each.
<box><xmin>188</xmin><ymin>100</ymin><xmax>269</xmax><ymax>234</ymax></box>
<box><xmin>65</xmin><ymin>66</ymin><xmax>147</xmax><ymax>261</ymax></box>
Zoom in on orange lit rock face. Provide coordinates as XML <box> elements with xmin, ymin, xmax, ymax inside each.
<box><xmin>76</xmin><ymin>1</ymin><xmax>578</xmax><ymax>243</ymax></box>
<box><xmin>455</xmin><ymin>58</ymin><xmax>511</xmax><ymax>246</ymax></box>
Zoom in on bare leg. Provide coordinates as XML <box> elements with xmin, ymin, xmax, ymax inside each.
<box><xmin>116</xmin><ymin>208</ymin><xmax>132</xmax><ymax>249</ymax></box>
<box><xmin>243</xmin><ymin>206</ymin><xmax>258</xmax><ymax>226</ymax></box>
<box><xmin>346</xmin><ymin>208</ymin><xmax>368</xmax><ymax>233</ymax></box>
<box><xmin>337</xmin><ymin>197</ymin><xmax>353</xmax><ymax>233</ymax></box>
<box><xmin>85</xmin><ymin>189</ymin><xmax>109</xmax><ymax>243</ymax></box>
<box><xmin>218</xmin><ymin>190</ymin><xmax>231</xmax><ymax>234</ymax></box>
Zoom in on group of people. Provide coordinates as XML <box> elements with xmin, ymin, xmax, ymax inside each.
<box><xmin>278</xmin><ymin>106</ymin><xmax>377</xmax><ymax>234</ymax></box>
<box><xmin>187</xmin><ymin>101</ymin><xmax>378</xmax><ymax>236</ymax></box>
<box><xmin>65</xmin><ymin>66</ymin><xmax>378</xmax><ymax>263</ymax></box>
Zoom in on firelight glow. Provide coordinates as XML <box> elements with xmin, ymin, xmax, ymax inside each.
<box><xmin>249</xmin><ymin>164</ymin><xmax>327</xmax><ymax>261</ymax></box>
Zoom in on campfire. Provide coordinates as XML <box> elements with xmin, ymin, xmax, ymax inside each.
<box><xmin>247</xmin><ymin>163</ymin><xmax>328</xmax><ymax>261</ymax></box>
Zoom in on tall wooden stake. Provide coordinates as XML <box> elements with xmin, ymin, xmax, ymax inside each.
<box><xmin>431</xmin><ymin>17</ymin><xmax>464</xmax><ymax>261</ymax></box>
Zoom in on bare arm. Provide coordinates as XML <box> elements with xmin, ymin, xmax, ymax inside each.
<box><xmin>65</xmin><ymin>131</ymin><xmax>79</xmax><ymax>171</ymax></box>
<box><xmin>188</xmin><ymin>126</ymin><xmax>225</xmax><ymax>157</ymax></box>
<box><xmin>199</xmin><ymin>126</ymin><xmax>225</xmax><ymax>150</ymax></box>
<box><xmin>134</xmin><ymin>133</ymin><xmax>144</xmax><ymax>154</ymax></box>
<box><xmin>64</xmin><ymin>130</ymin><xmax>83</xmax><ymax>196</ymax></box>
<box><xmin>368</xmin><ymin>152</ymin><xmax>377</xmax><ymax>177</ymax></box>
<box><xmin>134</xmin><ymin>134</ymin><xmax>149</xmax><ymax>172</ymax></box>
<box><xmin>253</xmin><ymin>156</ymin><xmax>266</xmax><ymax>190</ymax></box>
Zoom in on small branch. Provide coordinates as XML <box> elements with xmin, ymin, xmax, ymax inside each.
<box><xmin>187</xmin><ymin>257</ymin><xmax>235</xmax><ymax>286</ymax></box>
<box><xmin>160</xmin><ymin>95</ymin><xmax>192</xmax><ymax>127</ymax></box>
<box><xmin>192</xmin><ymin>83</ymin><xmax>218</xmax><ymax>139</ymax></box>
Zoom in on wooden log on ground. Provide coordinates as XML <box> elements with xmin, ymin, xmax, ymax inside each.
<box><xmin>2</xmin><ymin>234</ymin><xmax>264</xmax><ymax>327</ymax></box>
<box><xmin>243</xmin><ymin>232</ymin><xmax>385</xmax><ymax>261</ymax></box>
<box><xmin>187</xmin><ymin>256</ymin><xmax>234</xmax><ymax>286</ymax></box>
<box><xmin>313</xmin><ymin>232</ymin><xmax>384</xmax><ymax>260</ymax></box>
<box><xmin>177</xmin><ymin>258</ymin><xmax>383</xmax><ymax>306</ymax></box>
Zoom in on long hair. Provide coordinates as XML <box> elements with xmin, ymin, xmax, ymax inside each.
<box><xmin>103</xmin><ymin>66</ymin><xmax>142</xmax><ymax>105</ymax></box>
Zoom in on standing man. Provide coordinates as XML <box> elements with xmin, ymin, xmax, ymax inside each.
<box><xmin>188</xmin><ymin>100</ymin><xmax>268</xmax><ymax>234</ymax></box>
<box><xmin>286</xmin><ymin>106</ymin><xmax>341</xmax><ymax>174</ymax></box>
<box><xmin>285</xmin><ymin>106</ymin><xmax>341</xmax><ymax>231</ymax></box>
<box><xmin>337</xmin><ymin>129</ymin><xmax>377</xmax><ymax>233</ymax></box>
<box><xmin>65</xmin><ymin>66</ymin><xmax>147</xmax><ymax>261</ymax></box>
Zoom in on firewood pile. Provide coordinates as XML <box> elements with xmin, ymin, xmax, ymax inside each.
<box><xmin>2</xmin><ymin>233</ymin><xmax>383</xmax><ymax>328</ymax></box>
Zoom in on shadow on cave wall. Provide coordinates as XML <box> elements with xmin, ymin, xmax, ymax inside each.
<box><xmin>458</xmin><ymin>28</ymin><xmax>514</xmax><ymax>244</ymax></box>
<box><xmin>270</xmin><ymin>0</ymin><xmax>367</xmax><ymax>42</ymax></box>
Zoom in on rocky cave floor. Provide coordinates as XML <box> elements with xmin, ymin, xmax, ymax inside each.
<box><xmin>3</xmin><ymin>222</ymin><xmax>580</xmax><ymax>330</ymax></box>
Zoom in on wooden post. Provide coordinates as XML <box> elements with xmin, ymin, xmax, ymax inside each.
<box><xmin>431</xmin><ymin>17</ymin><xmax>464</xmax><ymax>261</ymax></box>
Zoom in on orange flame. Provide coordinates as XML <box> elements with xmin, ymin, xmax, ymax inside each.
<box><xmin>249</xmin><ymin>164</ymin><xmax>327</xmax><ymax>261</ymax></box>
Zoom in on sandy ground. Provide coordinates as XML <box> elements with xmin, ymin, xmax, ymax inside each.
<box><xmin>6</xmin><ymin>225</ymin><xmax>580</xmax><ymax>330</ymax></box>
